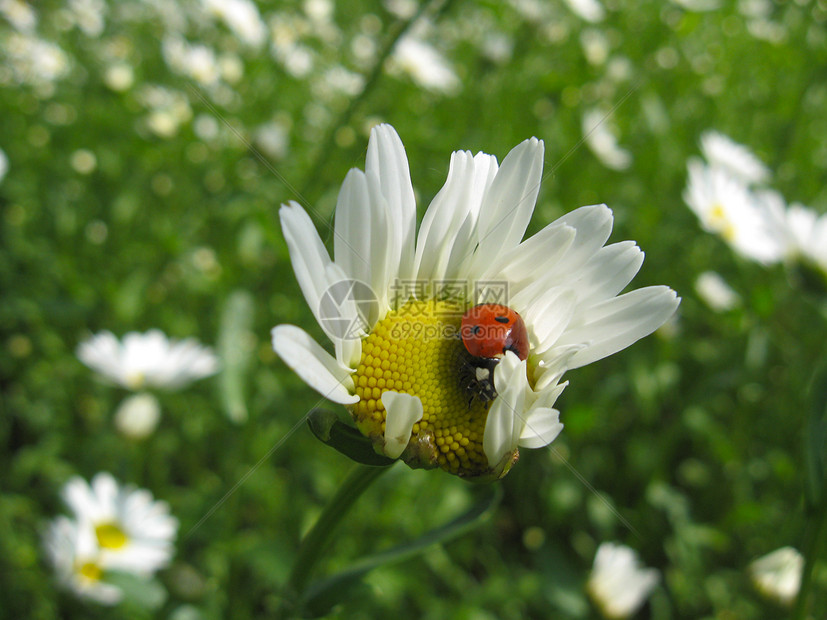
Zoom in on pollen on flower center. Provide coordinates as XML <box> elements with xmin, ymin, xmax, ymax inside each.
<box><xmin>95</xmin><ymin>522</ymin><xmax>128</xmax><ymax>549</ymax></box>
<box><xmin>351</xmin><ymin>300</ymin><xmax>496</xmax><ymax>477</ymax></box>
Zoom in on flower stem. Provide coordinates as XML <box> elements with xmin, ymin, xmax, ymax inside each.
<box><xmin>278</xmin><ymin>463</ymin><xmax>390</xmax><ymax>617</ymax></box>
<box><xmin>793</xmin><ymin>500</ymin><xmax>827</xmax><ymax>619</ymax></box>
<box><xmin>297</xmin><ymin>0</ymin><xmax>456</xmax><ymax>200</ymax></box>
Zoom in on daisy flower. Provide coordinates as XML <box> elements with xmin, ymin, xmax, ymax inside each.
<box><xmin>699</xmin><ymin>130</ymin><xmax>770</xmax><ymax>185</ymax></box>
<box><xmin>43</xmin><ymin>515</ymin><xmax>124</xmax><ymax>605</ymax></box>
<box><xmin>587</xmin><ymin>542</ymin><xmax>660</xmax><ymax>618</ymax></box>
<box><xmin>77</xmin><ymin>329</ymin><xmax>219</xmax><ymax>390</ymax></box>
<box><xmin>61</xmin><ymin>472</ymin><xmax>178</xmax><ymax>575</ymax></box>
<box><xmin>683</xmin><ymin>160</ymin><xmax>785</xmax><ymax>265</ymax></box>
<box><xmin>272</xmin><ymin>124</ymin><xmax>678</xmax><ymax>479</ymax></box>
<box><xmin>748</xmin><ymin>546</ymin><xmax>803</xmax><ymax>605</ymax></box>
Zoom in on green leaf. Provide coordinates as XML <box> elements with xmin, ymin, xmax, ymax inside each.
<box><xmin>805</xmin><ymin>360</ymin><xmax>827</xmax><ymax>510</ymax></box>
<box><xmin>306</xmin><ymin>408</ymin><xmax>395</xmax><ymax>467</ymax></box>
<box><xmin>217</xmin><ymin>290</ymin><xmax>255</xmax><ymax>423</ymax></box>
<box><xmin>300</xmin><ymin>484</ymin><xmax>503</xmax><ymax>617</ymax></box>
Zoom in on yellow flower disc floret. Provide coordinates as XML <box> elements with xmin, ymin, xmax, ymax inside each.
<box><xmin>351</xmin><ymin>300</ymin><xmax>497</xmax><ymax>477</ymax></box>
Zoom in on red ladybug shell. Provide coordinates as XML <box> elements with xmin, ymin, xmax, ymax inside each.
<box><xmin>460</xmin><ymin>304</ymin><xmax>529</xmax><ymax>361</ymax></box>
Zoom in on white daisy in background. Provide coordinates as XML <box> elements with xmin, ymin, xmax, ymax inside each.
<box><xmin>683</xmin><ymin>159</ymin><xmax>784</xmax><ymax>264</ymax></box>
<box><xmin>563</xmin><ymin>0</ymin><xmax>606</xmax><ymax>23</ymax></box>
<box><xmin>389</xmin><ymin>36</ymin><xmax>461</xmax><ymax>95</ymax></box>
<box><xmin>694</xmin><ymin>271</ymin><xmax>740</xmax><ymax>312</ymax></box>
<box><xmin>201</xmin><ymin>0</ymin><xmax>267</xmax><ymax>49</ymax></box>
<box><xmin>43</xmin><ymin>516</ymin><xmax>124</xmax><ymax>605</ymax></box>
<box><xmin>587</xmin><ymin>542</ymin><xmax>660</xmax><ymax>618</ymax></box>
<box><xmin>77</xmin><ymin>329</ymin><xmax>219</xmax><ymax>390</ymax></box>
<box><xmin>271</xmin><ymin>124</ymin><xmax>678</xmax><ymax>479</ymax></box>
<box><xmin>113</xmin><ymin>392</ymin><xmax>162</xmax><ymax>439</ymax></box>
<box><xmin>699</xmin><ymin>130</ymin><xmax>770</xmax><ymax>185</ymax></box>
<box><xmin>0</xmin><ymin>146</ymin><xmax>8</xmax><ymax>184</ymax></box>
<box><xmin>748</xmin><ymin>546</ymin><xmax>803</xmax><ymax>605</ymax></box>
<box><xmin>759</xmin><ymin>190</ymin><xmax>827</xmax><ymax>274</ymax></box>
<box><xmin>61</xmin><ymin>473</ymin><xmax>178</xmax><ymax>576</ymax></box>
<box><xmin>162</xmin><ymin>37</ymin><xmax>221</xmax><ymax>87</ymax></box>
<box><xmin>582</xmin><ymin>108</ymin><xmax>632</xmax><ymax>171</ymax></box>
<box><xmin>0</xmin><ymin>0</ymin><xmax>37</xmax><ymax>32</ymax></box>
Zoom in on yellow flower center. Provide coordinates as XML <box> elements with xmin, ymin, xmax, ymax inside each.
<box><xmin>78</xmin><ymin>561</ymin><xmax>102</xmax><ymax>581</ymax></box>
<box><xmin>125</xmin><ymin>372</ymin><xmax>146</xmax><ymax>390</ymax></box>
<box><xmin>95</xmin><ymin>522</ymin><xmax>128</xmax><ymax>549</ymax></box>
<box><xmin>351</xmin><ymin>300</ymin><xmax>495</xmax><ymax>477</ymax></box>
<box><xmin>709</xmin><ymin>203</ymin><xmax>736</xmax><ymax>241</ymax></box>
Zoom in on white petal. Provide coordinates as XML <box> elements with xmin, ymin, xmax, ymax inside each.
<box><xmin>414</xmin><ymin>150</ymin><xmax>475</xmax><ymax>281</ymax></box>
<box><xmin>573</xmin><ymin>240</ymin><xmax>644</xmax><ymax>305</ymax></box>
<box><xmin>518</xmin><ymin>407</ymin><xmax>563</xmax><ymax>448</ymax></box>
<box><xmin>521</xmin><ymin>287</ymin><xmax>577</xmax><ymax>354</ymax></box>
<box><xmin>560</xmin><ymin>286</ymin><xmax>680</xmax><ymax>368</ymax></box>
<box><xmin>280</xmin><ymin>202</ymin><xmax>332</xmax><ymax>326</ymax></box>
<box><xmin>366</xmin><ymin>124</ymin><xmax>417</xmax><ymax>283</ymax></box>
<box><xmin>323</xmin><ymin>263</ymin><xmax>364</xmax><ymax>369</ymax></box>
<box><xmin>487</xmin><ymin>221</ymin><xmax>577</xmax><ymax>291</ymax></box>
<box><xmin>381</xmin><ymin>391</ymin><xmax>423</xmax><ymax>458</ymax></box>
<box><xmin>550</xmin><ymin>204</ymin><xmax>615</xmax><ymax>274</ymax></box>
<box><xmin>364</xmin><ymin>170</ymin><xmax>394</xmax><ymax>315</ymax></box>
<box><xmin>333</xmin><ymin>169</ymin><xmax>373</xmax><ymax>287</ymax></box>
<box><xmin>472</xmin><ymin>138</ymin><xmax>545</xmax><ymax>276</ymax></box>
<box><xmin>271</xmin><ymin>325</ymin><xmax>358</xmax><ymax>404</ymax></box>
<box><xmin>484</xmin><ymin>352</ymin><xmax>526</xmax><ymax>468</ymax></box>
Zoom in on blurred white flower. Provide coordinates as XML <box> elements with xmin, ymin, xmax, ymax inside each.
<box><xmin>695</xmin><ymin>271</ymin><xmax>740</xmax><ymax>312</ymax></box>
<box><xmin>670</xmin><ymin>0</ymin><xmax>720</xmax><ymax>10</ymax></box>
<box><xmin>67</xmin><ymin>0</ymin><xmax>106</xmax><ymax>37</ymax></box>
<box><xmin>480</xmin><ymin>31</ymin><xmax>514</xmax><ymax>64</ymax></box>
<box><xmin>162</xmin><ymin>37</ymin><xmax>220</xmax><ymax>86</ymax></box>
<box><xmin>563</xmin><ymin>0</ymin><xmax>606</xmax><ymax>23</ymax></box>
<box><xmin>582</xmin><ymin>108</ymin><xmax>632</xmax><ymax>171</ymax></box>
<box><xmin>139</xmin><ymin>85</ymin><xmax>192</xmax><ymax>138</ymax></box>
<box><xmin>700</xmin><ymin>131</ymin><xmax>770</xmax><ymax>185</ymax></box>
<box><xmin>70</xmin><ymin>149</ymin><xmax>97</xmax><ymax>174</ymax></box>
<box><xmin>683</xmin><ymin>160</ymin><xmax>784</xmax><ymax>264</ymax></box>
<box><xmin>0</xmin><ymin>0</ymin><xmax>37</xmax><ymax>32</ymax></box>
<box><xmin>3</xmin><ymin>33</ymin><xmax>70</xmax><ymax>87</ymax></box>
<box><xmin>61</xmin><ymin>473</ymin><xmax>178</xmax><ymax>576</ymax></box>
<box><xmin>785</xmin><ymin>203</ymin><xmax>827</xmax><ymax>272</ymax></box>
<box><xmin>103</xmin><ymin>62</ymin><xmax>134</xmax><ymax>91</ymax></box>
<box><xmin>314</xmin><ymin>65</ymin><xmax>364</xmax><ymax>98</ymax></box>
<box><xmin>389</xmin><ymin>36</ymin><xmax>460</xmax><ymax>94</ymax></box>
<box><xmin>588</xmin><ymin>542</ymin><xmax>660</xmax><ymax>618</ymax></box>
<box><xmin>304</xmin><ymin>0</ymin><xmax>333</xmax><ymax>22</ymax></box>
<box><xmin>77</xmin><ymin>329</ymin><xmax>219</xmax><ymax>390</ymax></box>
<box><xmin>580</xmin><ymin>28</ymin><xmax>609</xmax><ymax>65</ymax></box>
<box><xmin>218</xmin><ymin>53</ymin><xmax>244</xmax><ymax>84</ymax></box>
<box><xmin>202</xmin><ymin>0</ymin><xmax>266</xmax><ymax>48</ymax></box>
<box><xmin>0</xmin><ymin>147</ymin><xmax>8</xmax><ymax>184</ymax></box>
<box><xmin>114</xmin><ymin>392</ymin><xmax>161</xmax><ymax>439</ymax></box>
<box><xmin>44</xmin><ymin>516</ymin><xmax>123</xmax><ymax>605</ymax></box>
<box><xmin>254</xmin><ymin>121</ymin><xmax>290</xmax><ymax>160</ymax></box>
<box><xmin>749</xmin><ymin>546</ymin><xmax>803</xmax><ymax>605</ymax></box>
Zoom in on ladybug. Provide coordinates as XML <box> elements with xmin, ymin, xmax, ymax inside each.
<box><xmin>459</xmin><ymin>304</ymin><xmax>529</xmax><ymax>404</ymax></box>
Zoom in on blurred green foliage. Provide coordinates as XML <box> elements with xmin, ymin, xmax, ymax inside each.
<box><xmin>2</xmin><ymin>0</ymin><xmax>827</xmax><ymax>618</ymax></box>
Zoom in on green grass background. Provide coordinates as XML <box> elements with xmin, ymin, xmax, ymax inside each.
<box><xmin>2</xmin><ymin>0</ymin><xmax>826</xmax><ymax>618</ymax></box>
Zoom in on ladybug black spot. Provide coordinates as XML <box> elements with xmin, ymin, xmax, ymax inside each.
<box><xmin>494</xmin><ymin>316</ymin><xmax>510</xmax><ymax>324</ymax></box>
<box><xmin>472</xmin><ymin>325</ymin><xmax>482</xmax><ymax>335</ymax></box>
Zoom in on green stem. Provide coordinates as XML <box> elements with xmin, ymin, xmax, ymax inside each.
<box><xmin>297</xmin><ymin>0</ymin><xmax>456</xmax><ymax>200</ymax></box>
<box><xmin>278</xmin><ymin>463</ymin><xmax>390</xmax><ymax>617</ymax></box>
<box><xmin>792</xmin><ymin>500</ymin><xmax>827</xmax><ymax>619</ymax></box>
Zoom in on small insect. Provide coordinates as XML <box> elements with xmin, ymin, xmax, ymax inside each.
<box><xmin>459</xmin><ymin>304</ymin><xmax>529</xmax><ymax>404</ymax></box>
